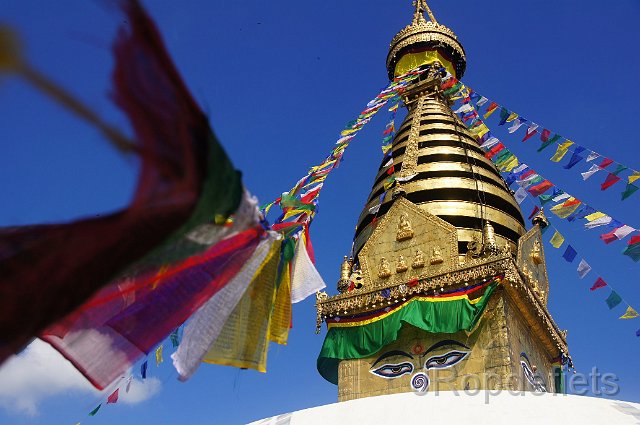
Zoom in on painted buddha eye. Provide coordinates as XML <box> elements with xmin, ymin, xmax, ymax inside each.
<box><xmin>424</xmin><ymin>350</ymin><xmax>469</xmax><ymax>370</ymax></box>
<box><xmin>370</xmin><ymin>362</ymin><xmax>414</xmax><ymax>379</ymax></box>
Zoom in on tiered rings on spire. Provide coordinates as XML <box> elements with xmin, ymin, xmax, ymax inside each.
<box><xmin>353</xmin><ymin>77</ymin><xmax>525</xmax><ymax>258</ymax></box>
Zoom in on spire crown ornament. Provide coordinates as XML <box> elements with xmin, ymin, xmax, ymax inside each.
<box><xmin>386</xmin><ymin>1</ymin><xmax>466</xmax><ymax>79</ymax></box>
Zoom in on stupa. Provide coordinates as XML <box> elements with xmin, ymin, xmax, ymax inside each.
<box><xmin>314</xmin><ymin>0</ymin><xmax>569</xmax><ymax>401</ymax></box>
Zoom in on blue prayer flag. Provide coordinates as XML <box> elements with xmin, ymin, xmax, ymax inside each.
<box><xmin>562</xmin><ymin>245</ymin><xmax>577</xmax><ymax>263</ymax></box>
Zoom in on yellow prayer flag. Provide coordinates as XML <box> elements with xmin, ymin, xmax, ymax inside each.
<box><xmin>629</xmin><ymin>172</ymin><xmax>640</xmax><ymax>184</ymax></box>
<box><xmin>620</xmin><ymin>306</ymin><xmax>639</xmax><ymax>319</ymax></box>
<box><xmin>281</xmin><ymin>209</ymin><xmax>306</xmax><ymax>221</ymax></box>
<box><xmin>476</xmin><ymin>127</ymin><xmax>489</xmax><ymax>139</ymax></box>
<box><xmin>584</xmin><ymin>211</ymin><xmax>606</xmax><ymax>221</ymax></box>
<box><xmin>470</xmin><ymin>124</ymin><xmax>488</xmax><ymax>135</ymax></box>
<box><xmin>204</xmin><ymin>240</ymin><xmax>282</xmax><ymax>372</ymax></box>
<box><xmin>340</xmin><ymin>128</ymin><xmax>357</xmax><ymax>136</ymax></box>
<box><xmin>550</xmin><ymin>140</ymin><xmax>574</xmax><ymax>162</ymax></box>
<box><xmin>483</xmin><ymin>108</ymin><xmax>497</xmax><ymax>119</ymax></box>
<box><xmin>505</xmin><ymin>112</ymin><xmax>519</xmax><ymax>122</ymax></box>
<box><xmin>549</xmin><ymin>230</ymin><xmax>565</xmax><ymax>248</ymax></box>
<box><xmin>155</xmin><ymin>345</ymin><xmax>163</xmax><ymax>366</ymax></box>
<box><xmin>269</xmin><ymin>264</ymin><xmax>291</xmax><ymax>345</ymax></box>
<box><xmin>549</xmin><ymin>197</ymin><xmax>581</xmax><ymax>219</ymax></box>
<box><xmin>501</xmin><ymin>156</ymin><xmax>519</xmax><ymax>172</ymax></box>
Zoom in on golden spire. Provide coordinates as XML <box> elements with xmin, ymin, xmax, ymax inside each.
<box><xmin>413</xmin><ymin>0</ymin><xmax>437</xmax><ymax>24</ymax></box>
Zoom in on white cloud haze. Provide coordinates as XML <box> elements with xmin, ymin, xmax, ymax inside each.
<box><xmin>0</xmin><ymin>339</ymin><xmax>161</xmax><ymax>416</ymax></box>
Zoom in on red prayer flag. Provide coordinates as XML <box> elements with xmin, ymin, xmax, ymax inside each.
<box><xmin>600</xmin><ymin>228</ymin><xmax>620</xmax><ymax>244</ymax></box>
<box><xmin>0</xmin><ymin>0</ymin><xmax>242</xmax><ymax>363</ymax></box>
<box><xmin>107</xmin><ymin>388</ymin><xmax>119</xmax><ymax>404</ymax></box>
<box><xmin>598</xmin><ymin>158</ymin><xmax>613</xmax><ymax>169</ymax></box>
<box><xmin>303</xmin><ymin>225</ymin><xmax>315</xmax><ymax>264</ymax></box>
<box><xmin>520</xmin><ymin>169</ymin><xmax>536</xmax><ymax>180</ymax></box>
<box><xmin>562</xmin><ymin>198</ymin><xmax>582</xmax><ymax>207</ymax></box>
<box><xmin>528</xmin><ymin>206</ymin><xmax>540</xmax><ymax>220</ymax></box>
<box><xmin>601</xmin><ymin>173</ymin><xmax>621</xmax><ymax>190</ymax></box>
<box><xmin>441</xmin><ymin>78</ymin><xmax>457</xmax><ymax>90</ymax></box>
<box><xmin>522</xmin><ymin>128</ymin><xmax>538</xmax><ymax>142</ymax></box>
<box><xmin>629</xmin><ymin>235</ymin><xmax>640</xmax><ymax>246</ymax></box>
<box><xmin>485</xmin><ymin>143</ymin><xmax>505</xmax><ymax>159</ymax></box>
<box><xmin>41</xmin><ymin>226</ymin><xmax>263</xmax><ymax>390</ymax></box>
<box><xmin>485</xmin><ymin>102</ymin><xmax>498</xmax><ymax>114</ymax></box>
<box><xmin>527</xmin><ymin>180</ymin><xmax>554</xmax><ymax>197</ymax></box>
<box><xmin>590</xmin><ymin>277</ymin><xmax>607</xmax><ymax>291</ymax></box>
<box><xmin>540</xmin><ymin>129</ymin><xmax>551</xmax><ymax>142</ymax></box>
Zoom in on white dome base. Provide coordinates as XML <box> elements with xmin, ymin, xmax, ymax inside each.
<box><xmin>249</xmin><ymin>391</ymin><xmax>640</xmax><ymax>425</ymax></box>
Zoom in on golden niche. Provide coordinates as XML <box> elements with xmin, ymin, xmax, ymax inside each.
<box><xmin>531</xmin><ymin>239</ymin><xmax>543</xmax><ymax>265</ymax></box>
<box><xmin>412</xmin><ymin>249</ymin><xmax>425</xmax><ymax>269</ymax></box>
<box><xmin>396</xmin><ymin>255</ymin><xmax>408</xmax><ymax>273</ymax></box>
<box><xmin>378</xmin><ymin>257</ymin><xmax>392</xmax><ymax>278</ymax></box>
<box><xmin>430</xmin><ymin>245</ymin><xmax>444</xmax><ymax>265</ymax></box>
<box><xmin>396</xmin><ymin>213</ymin><xmax>414</xmax><ymax>241</ymax></box>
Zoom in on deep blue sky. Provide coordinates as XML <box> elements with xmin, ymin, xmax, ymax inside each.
<box><xmin>1</xmin><ymin>1</ymin><xmax>640</xmax><ymax>424</ymax></box>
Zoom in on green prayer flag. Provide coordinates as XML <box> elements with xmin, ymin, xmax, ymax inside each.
<box><xmin>622</xmin><ymin>183</ymin><xmax>639</xmax><ymax>201</ymax></box>
<box><xmin>537</xmin><ymin>134</ymin><xmax>561</xmax><ymax>152</ymax></box>
<box><xmin>606</xmin><ymin>291</ymin><xmax>622</xmax><ymax>310</ymax></box>
<box><xmin>613</xmin><ymin>164</ymin><xmax>628</xmax><ymax>176</ymax></box>
<box><xmin>89</xmin><ymin>404</ymin><xmax>101</xmax><ymax>417</ymax></box>
<box><xmin>539</xmin><ymin>194</ymin><xmax>554</xmax><ymax>205</ymax></box>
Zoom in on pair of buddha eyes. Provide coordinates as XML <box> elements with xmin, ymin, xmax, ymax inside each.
<box><xmin>370</xmin><ymin>350</ymin><xmax>469</xmax><ymax>379</ymax></box>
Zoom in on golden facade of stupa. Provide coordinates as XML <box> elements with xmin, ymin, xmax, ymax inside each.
<box><xmin>316</xmin><ymin>1</ymin><xmax>569</xmax><ymax>402</ymax></box>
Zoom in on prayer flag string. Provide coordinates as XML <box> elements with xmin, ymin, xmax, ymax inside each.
<box><xmin>262</xmin><ymin>65</ymin><xmax>430</xmax><ymax>237</ymax></box>
<box><xmin>447</xmin><ymin>80</ymin><xmax>639</xmax><ymax>200</ymax></box>
<box><xmin>442</xmin><ymin>75</ymin><xmax>640</xmax><ymax>261</ymax></box>
<box><xmin>518</xmin><ymin>188</ymin><xmax>640</xmax><ymax>334</ymax></box>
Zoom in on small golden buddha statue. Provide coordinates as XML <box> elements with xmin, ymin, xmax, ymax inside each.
<box><xmin>396</xmin><ymin>213</ymin><xmax>414</xmax><ymax>241</ymax></box>
<box><xmin>412</xmin><ymin>249</ymin><xmax>425</xmax><ymax>268</ymax></box>
<box><xmin>378</xmin><ymin>257</ymin><xmax>392</xmax><ymax>278</ymax></box>
<box><xmin>531</xmin><ymin>239</ymin><xmax>543</xmax><ymax>265</ymax></box>
<box><xmin>396</xmin><ymin>255</ymin><xmax>408</xmax><ymax>273</ymax></box>
<box><xmin>430</xmin><ymin>246</ymin><xmax>444</xmax><ymax>265</ymax></box>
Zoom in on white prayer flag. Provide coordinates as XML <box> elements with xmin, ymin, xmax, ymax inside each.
<box><xmin>291</xmin><ymin>238</ymin><xmax>326</xmax><ymax>303</ymax></box>
<box><xmin>577</xmin><ymin>259</ymin><xmax>591</xmax><ymax>279</ymax></box>
<box><xmin>480</xmin><ymin>137</ymin><xmax>500</xmax><ymax>149</ymax></box>
<box><xmin>584</xmin><ymin>216</ymin><xmax>612</xmax><ymax>229</ymax></box>
<box><xmin>581</xmin><ymin>164</ymin><xmax>601</xmax><ymax>180</ymax></box>
<box><xmin>586</xmin><ymin>152</ymin><xmax>600</xmax><ymax>162</ymax></box>
<box><xmin>508</xmin><ymin>118</ymin><xmax>526</xmax><ymax>133</ymax></box>
<box><xmin>514</xmin><ymin>187</ymin><xmax>527</xmax><ymax>204</ymax></box>
<box><xmin>613</xmin><ymin>225</ymin><xmax>636</xmax><ymax>240</ymax></box>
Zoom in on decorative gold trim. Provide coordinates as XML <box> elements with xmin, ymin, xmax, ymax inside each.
<box><xmin>357</xmin><ymin>200</ymin><xmax>526</xmax><ymax>237</ymax></box>
<box><xmin>370</xmin><ymin>162</ymin><xmax>508</xmax><ymax>194</ymax></box>
<box><xmin>398</xmin><ymin>96</ymin><xmax>425</xmax><ymax>180</ymax></box>
<box><xmin>517</xmin><ymin>226</ymin><xmax>550</xmax><ymax>305</ymax></box>
<box><xmin>316</xmin><ymin>256</ymin><xmax>569</xmax><ymax>359</ymax></box>
<box><xmin>387</xmin><ymin>30</ymin><xmax>465</xmax><ymax>74</ymax></box>
<box><xmin>358</xmin><ymin>198</ymin><xmax>459</xmax><ymax>286</ymax></box>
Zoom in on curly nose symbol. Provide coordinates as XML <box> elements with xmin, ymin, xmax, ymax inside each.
<box><xmin>410</xmin><ymin>372</ymin><xmax>429</xmax><ymax>395</ymax></box>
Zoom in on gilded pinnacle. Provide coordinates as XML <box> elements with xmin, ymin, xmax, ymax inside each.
<box><xmin>413</xmin><ymin>0</ymin><xmax>437</xmax><ymax>24</ymax></box>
